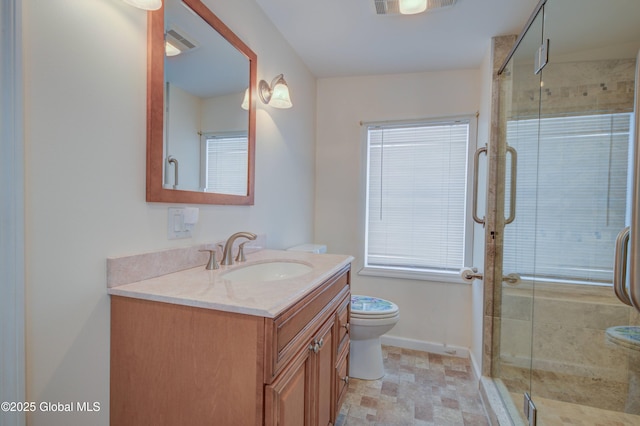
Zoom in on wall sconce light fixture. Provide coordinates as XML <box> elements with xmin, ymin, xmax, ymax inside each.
<box><xmin>258</xmin><ymin>74</ymin><xmax>293</xmax><ymax>109</ymax></box>
<box><xmin>399</xmin><ymin>0</ymin><xmax>427</xmax><ymax>15</ymax></box>
<box><xmin>122</xmin><ymin>0</ymin><xmax>162</xmax><ymax>11</ymax></box>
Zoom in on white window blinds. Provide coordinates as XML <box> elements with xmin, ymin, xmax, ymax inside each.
<box><xmin>503</xmin><ymin>113</ymin><xmax>631</xmax><ymax>284</ymax></box>
<box><xmin>204</xmin><ymin>134</ymin><xmax>248</xmax><ymax>196</ymax></box>
<box><xmin>365</xmin><ymin>119</ymin><xmax>471</xmax><ymax>273</ymax></box>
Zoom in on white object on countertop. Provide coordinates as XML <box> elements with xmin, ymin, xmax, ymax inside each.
<box><xmin>287</xmin><ymin>244</ymin><xmax>327</xmax><ymax>254</ymax></box>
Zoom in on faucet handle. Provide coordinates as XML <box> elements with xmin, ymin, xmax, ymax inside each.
<box><xmin>199</xmin><ymin>249</ymin><xmax>220</xmax><ymax>270</ymax></box>
<box><xmin>235</xmin><ymin>241</ymin><xmax>249</xmax><ymax>263</ymax></box>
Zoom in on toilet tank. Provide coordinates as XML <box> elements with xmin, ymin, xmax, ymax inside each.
<box><xmin>286</xmin><ymin>244</ymin><xmax>327</xmax><ymax>254</ymax></box>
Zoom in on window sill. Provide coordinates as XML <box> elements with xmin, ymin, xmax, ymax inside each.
<box><xmin>358</xmin><ymin>266</ymin><xmax>471</xmax><ymax>284</ymax></box>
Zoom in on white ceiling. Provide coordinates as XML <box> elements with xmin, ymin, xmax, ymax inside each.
<box><xmin>254</xmin><ymin>0</ymin><xmax>542</xmax><ymax>78</ymax></box>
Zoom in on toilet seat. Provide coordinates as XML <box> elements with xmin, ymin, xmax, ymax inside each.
<box><xmin>350</xmin><ymin>314</ymin><xmax>399</xmax><ymax>327</ymax></box>
<box><xmin>351</xmin><ymin>312</ymin><xmax>399</xmax><ymax>319</ymax></box>
<box><xmin>351</xmin><ymin>295</ymin><xmax>399</xmax><ymax>319</ymax></box>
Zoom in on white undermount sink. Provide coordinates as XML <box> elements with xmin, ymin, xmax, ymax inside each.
<box><xmin>221</xmin><ymin>261</ymin><xmax>313</xmax><ymax>283</ymax></box>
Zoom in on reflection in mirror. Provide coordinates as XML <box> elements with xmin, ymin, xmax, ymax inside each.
<box><xmin>146</xmin><ymin>0</ymin><xmax>256</xmax><ymax>205</ymax></box>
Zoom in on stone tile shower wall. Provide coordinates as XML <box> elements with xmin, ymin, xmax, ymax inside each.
<box><xmin>509</xmin><ymin>58</ymin><xmax>636</xmax><ymax>118</ymax></box>
<box><xmin>498</xmin><ymin>283</ymin><xmax>639</xmax><ymax>411</ymax></box>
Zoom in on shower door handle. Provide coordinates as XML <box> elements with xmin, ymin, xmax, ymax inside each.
<box><xmin>168</xmin><ymin>155</ymin><xmax>179</xmax><ymax>189</ymax></box>
<box><xmin>503</xmin><ymin>273</ymin><xmax>521</xmax><ymax>286</ymax></box>
<box><xmin>613</xmin><ymin>227</ymin><xmax>632</xmax><ymax>306</ymax></box>
<box><xmin>472</xmin><ymin>145</ymin><xmax>517</xmax><ymax>226</ymax></box>
<box><xmin>472</xmin><ymin>146</ymin><xmax>487</xmax><ymax>226</ymax></box>
<box><xmin>505</xmin><ymin>146</ymin><xmax>517</xmax><ymax>225</ymax></box>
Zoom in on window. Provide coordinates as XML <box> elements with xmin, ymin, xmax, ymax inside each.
<box><xmin>201</xmin><ymin>133</ymin><xmax>248</xmax><ymax>195</ymax></box>
<box><xmin>362</xmin><ymin>117</ymin><xmax>476</xmax><ymax>282</ymax></box>
<box><xmin>504</xmin><ymin>113</ymin><xmax>631</xmax><ymax>284</ymax></box>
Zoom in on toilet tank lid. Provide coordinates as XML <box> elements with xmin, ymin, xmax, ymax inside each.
<box><xmin>287</xmin><ymin>243</ymin><xmax>327</xmax><ymax>254</ymax></box>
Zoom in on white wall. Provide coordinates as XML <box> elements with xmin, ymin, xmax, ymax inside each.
<box><xmin>201</xmin><ymin>90</ymin><xmax>248</xmax><ymax>133</ymax></box>
<box><xmin>315</xmin><ymin>70</ymin><xmax>482</xmax><ymax>354</ymax></box>
<box><xmin>167</xmin><ymin>84</ymin><xmax>201</xmax><ymax>189</ymax></box>
<box><xmin>1</xmin><ymin>1</ymin><xmax>25</xmax><ymax>425</ymax></box>
<box><xmin>22</xmin><ymin>0</ymin><xmax>316</xmax><ymax>424</ymax></box>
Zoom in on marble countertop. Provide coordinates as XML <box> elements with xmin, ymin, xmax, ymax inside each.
<box><xmin>107</xmin><ymin>249</ymin><xmax>353</xmax><ymax>318</ymax></box>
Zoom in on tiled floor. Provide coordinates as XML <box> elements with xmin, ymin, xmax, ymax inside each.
<box><xmin>336</xmin><ymin>346</ymin><xmax>490</xmax><ymax>426</ymax></box>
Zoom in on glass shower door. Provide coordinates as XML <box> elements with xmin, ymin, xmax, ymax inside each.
<box><xmin>492</xmin><ymin>7</ymin><xmax>544</xmax><ymax>424</ymax></box>
<box><xmin>497</xmin><ymin>0</ymin><xmax>640</xmax><ymax>424</ymax></box>
<box><xmin>527</xmin><ymin>0</ymin><xmax>640</xmax><ymax>422</ymax></box>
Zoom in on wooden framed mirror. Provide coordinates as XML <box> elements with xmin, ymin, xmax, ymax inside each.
<box><xmin>146</xmin><ymin>0</ymin><xmax>256</xmax><ymax>205</ymax></box>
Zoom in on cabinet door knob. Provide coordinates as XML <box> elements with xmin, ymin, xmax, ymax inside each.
<box><xmin>341</xmin><ymin>376</ymin><xmax>349</xmax><ymax>385</ymax></box>
<box><xmin>309</xmin><ymin>336</ymin><xmax>326</xmax><ymax>354</ymax></box>
<box><xmin>342</xmin><ymin>323</ymin><xmax>350</xmax><ymax>331</ymax></box>
<box><xmin>309</xmin><ymin>337</ymin><xmax>324</xmax><ymax>353</ymax></box>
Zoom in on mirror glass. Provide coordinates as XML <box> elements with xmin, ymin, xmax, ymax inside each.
<box><xmin>146</xmin><ymin>0</ymin><xmax>256</xmax><ymax>205</ymax></box>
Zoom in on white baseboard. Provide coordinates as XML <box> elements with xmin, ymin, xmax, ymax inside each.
<box><xmin>380</xmin><ymin>335</ymin><xmax>470</xmax><ymax>359</ymax></box>
<box><xmin>469</xmin><ymin>350</ymin><xmax>483</xmax><ymax>381</ymax></box>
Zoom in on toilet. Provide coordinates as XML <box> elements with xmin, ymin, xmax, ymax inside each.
<box><xmin>349</xmin><ymin>295</ymin><xmax>399</xmax><ymax>380</ymax></box>
<box><xmin>286</xmin><ymin>244</ymin><xmax>400</xmax><ymax>381</ymax></box>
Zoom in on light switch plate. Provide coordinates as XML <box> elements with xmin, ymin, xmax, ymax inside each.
<box><xmin>168</xmin><ymin>207</ymin><xmax>192</xmax><ymax>239</ymax></box>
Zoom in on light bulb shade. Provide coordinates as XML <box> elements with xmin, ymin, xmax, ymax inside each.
<box><xmin>123</xmin><ymin>0</ymin><xmax>162</xmax><ymax>11</ymax></box>
<box><xmin>258</xmin><ymin>74</ymin><xmax>293</xmax><ymax>109</ymax></box>
<box><xmin>165</xmin><ymin>40</ymin><xmax>181</xmax><ymax>57</ymax></box>
<box><xmin>241</xmin><ymin>88</ymin><xmax>250</xmax><ymax>110</ymax></box>
<box><xmin>399</xmin><ymin>0</ymin><xmax>427</xmax><ymax>14</ymax></box>
<box><xmin>269</xmin><ymin>79</ymin><xmax>292</xmax><ymax>109</ymax></box>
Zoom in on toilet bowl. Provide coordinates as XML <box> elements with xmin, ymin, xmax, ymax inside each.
<box><xmin>349</xmin><ymin>295</ymin><xmax>400</xmax><ymax>380</ymax></box>
<box><xmin>285</xmin><ymin>245</ymin><xmax>399</xmax><ymax>381</ymax></box>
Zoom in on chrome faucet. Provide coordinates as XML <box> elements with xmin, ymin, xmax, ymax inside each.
<box><xmin>221</xmin><ymin>232</ymin><xmax>257</xmax><ymax>266</ymax></box>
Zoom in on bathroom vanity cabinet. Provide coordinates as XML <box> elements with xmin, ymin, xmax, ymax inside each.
<box><xmin>110</xmin><ymin>264</ymin><xmax>351</xmax><ymax>426</ymax></box>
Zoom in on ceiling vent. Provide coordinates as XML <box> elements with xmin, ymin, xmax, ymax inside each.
<box><xmin>165</xmin><ymin>26</ymin><xmax>199</xmax><ymax>53</ymax></box>
<box><xmin>374</xmin><ymin>0</ymin><xmax>457</xmax><ymax>15</ymax></box>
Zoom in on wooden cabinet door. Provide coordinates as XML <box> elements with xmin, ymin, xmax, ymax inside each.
<box><xmin>334</xmin><ymin>295</ymin><xmax>351</xmax><ymax>420</ymax></box>
<box><xmin>335</xmin><ymin>295</ymin><xmax>350</xmax><ymax>355</ymax></box>
<box><xmin>335</xmin><ymin>348</ymin><xmax>349</xmax><ymax>415</ymax></box>
<box><xmin>314</xmin><ymin>318</ymin><xmax>335</xmax><ymax>426</ymax></box>
<box><xmin>265</xmin><ymin>287</ymin><xmax>349</xmax><ymax>426</ymax></box>
<box><xmin>266</xmin><ymin>316</ymin><xmax>337</xmax><ymax>426</ymax></box>
<box><xmin>265</xmin><ymin>346</ymin><xmax>312</xmax><ymax>426</ymax></box>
